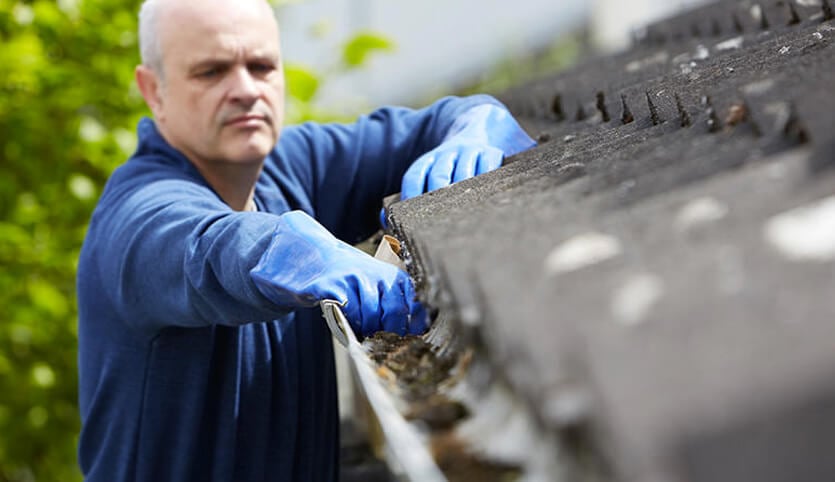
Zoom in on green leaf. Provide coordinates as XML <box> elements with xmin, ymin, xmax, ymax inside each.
<box><xmin>12</xmin><ymin>4</ymin><xmax>35</xmax><ymax>25</ymax></box>
<box><xmin>0</xmin><ymin>32</ymin><xmax>45</xmax><ymax>89</ymax></box>
<box><xmin>0</xmin><ymin>222</ymin><xmax>30</xmax><ymax>247</ymax></box>
<box><xmin>28</xmin><ymin>406</ymin><xmax>49</xmax><ymax>429</ymax></box>
<box><xmin>68</xmin><ymin>174</ymin><xmax>96</xmax><ymax>201</ymax></box>
<box><xmin>0</xmin><ymin>354</ymin><xmax>10</xmax><ymax>375</ymax></box>
<box><xmin>14</xmin><ymin>193</ymin><xmax>45</xmax><ymax>225</ymax></box>
<box><xmin>342</xmin><ymin>31</ymin><xmax>394</xmax><ymax>69</ymax></box>
<box><xmin>78</xmin><ymin>115</ymin><xmax>106</xmax><ymax>142</ymax></box>
<box><xmin>32</xmin><ymin>363</ymin><xmax>57</xmax><ymax>388</ymax></box>
<box><xmin>27</xmin><ymin>279</ymin><xmax>69</xmax><ymax>318</ymax></box>
<box><xmin>284</xmin><ymin>63</ymin><xmax>320</xmax><ymax>102</ymax></box>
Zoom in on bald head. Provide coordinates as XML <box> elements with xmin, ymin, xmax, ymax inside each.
<box><xmin>133</xmin><ymin>0</ymin><xmax>285</xmax><ymax>209</ymax></box>
<box><xmin>138</xmin><ymin>0</ymin><xmax>278</xmax><ymax>78</ymax></box>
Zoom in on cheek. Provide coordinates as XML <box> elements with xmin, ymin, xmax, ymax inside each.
<box><xmin>266</xmin><ymin>76</ymin><xmax>285</xmax><ymax>100</ymax></box>
<box><xmin>193</xmin><ymin>93</ymin><xmax>216</xmax><ymax>116</ymax></box>
<box><xmin>270</xmin><ymin>84</ymin><xmax>286</xmax><ymax>118</ymax></box>
<box><xmin>165</xmin><ymin>94</ymin><xmax>197</xmax><ymax>127</ymax></box>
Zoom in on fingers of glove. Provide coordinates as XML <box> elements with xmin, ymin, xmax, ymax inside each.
<box><xmin>426</xmin><ymin>150</ymin><xmax>458</xmax><ymax>192</ymax></box>
<box><xmin>338</xmin><ymin>290</ymin><xmax>364</xmax><ymax>336</ymax></box>
<box><xmin>328</xmin><ymin>255</ymin><xmax>390</xmax><ymax>337</ymax></box>
<box><xmin>401</xmin><ymin>154</ymin><xmax>434</xmax><ymax>200</ymax></box>
<box><xmin>403</xmin><ymin>281</ymin><xmax>429</xmax><ymax>335</ymax></box>
<box><xmin>451</xmin><ymin>147</ymin><xmax>480</xmax><ymax>183</ymax></box>
<box><xmin>351</xmin><ymin>261</ymin><xmax>407</xmax><ymax>337</ymax></box>
<box><xmin>359</xmin><ymin>277</ymin><xmax>384</xmax><ymax>337</ymax></box>
<box><xmin>380</xmin><ymin>272</ymin><xmax>423</xmax><ymax>335</ymax></box>
<box><xmin>407</xmin><ymin>303</ymin><xmax>428</xmax><ymax>335</ymax></box>
<box><xmin>380</xmin><ymin>281</ymin><xmax>409</xmax><ymax>335</ymax></box>
<box><xmin>475</xmin><ymin>148</ymin><xmax>503</xmax><ymax>175</ymax></box>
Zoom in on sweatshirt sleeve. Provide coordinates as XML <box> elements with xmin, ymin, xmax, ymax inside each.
<box><xmin>84</xmin><ymin>165</ymin><xmax>291</xmax><ymax>334</ymax></box>
<box><xmin>267</xmin><ymin>94</ymin><xmax>503</xmax><ymax>244</ymax></box>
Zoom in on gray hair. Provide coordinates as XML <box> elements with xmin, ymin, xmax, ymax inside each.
<box><xmin>138</xmin><ymin>0</ymin><xmax>164</xmax><ymax>76</ymax></box>
<box><xmin>137</xmin><ymin>0</ymin><xmax>279</xmax><ymax>78</ymax></box>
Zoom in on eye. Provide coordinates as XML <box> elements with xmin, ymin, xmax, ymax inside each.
<box><xmin>248</xmin><ymin>62</ymin><xmax>275</xmax><ymax>76</ymax></box>
<box><xmin>196</xmin><ymin>65</ymin><xmax>226</xmax><ymax>79</ymax></box>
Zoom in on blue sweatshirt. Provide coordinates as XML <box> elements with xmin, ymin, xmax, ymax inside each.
<box><xmin>76</xmin><ymin>95</ymin><xmax>497</xmax><ymax>481</ymax></box>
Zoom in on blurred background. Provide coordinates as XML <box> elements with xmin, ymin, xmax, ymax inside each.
<box><xmin>0</xmin><ymin>0</ymin><xmax>705</xmax><ymax>480</ymax></box>
<box><xmin>278</xmin><ymin>0</ymin><xmax>708</xmax><ymax>112</ymax></box>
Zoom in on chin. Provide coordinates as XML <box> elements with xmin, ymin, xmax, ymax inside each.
<box><xmin>227</xmin><ymin>149</ymin><xmax>270</xmax><ymax>165</ymax></box>
<box><xmin>229</xmin><ymin>136</ymin><xmax>276</xmax><ymax>163</ymax></box>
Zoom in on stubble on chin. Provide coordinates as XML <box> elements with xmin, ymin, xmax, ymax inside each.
<box><xmin>223</xmin><ymin>129</ymin><xmax>276</xmax><ymax>164</ymax></box>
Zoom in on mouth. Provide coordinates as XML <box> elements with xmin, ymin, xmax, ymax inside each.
<box><xmin>224</xmin><ymin>114</ymin><xmax>270</xmax><ymax>128</ymax></box>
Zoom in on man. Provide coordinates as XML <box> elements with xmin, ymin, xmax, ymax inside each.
<box><xmin>76</xmin><ymin>0</ymin><xmax>534</xmax><ymax>480</ymax></box>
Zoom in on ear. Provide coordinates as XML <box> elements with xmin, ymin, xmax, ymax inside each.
<box><xmin>136</xmin><ymin>65</ymin><xmax>165</xmax><ymax>120</ymax></box>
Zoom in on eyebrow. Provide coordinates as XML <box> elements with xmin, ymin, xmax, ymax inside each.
<box><xmin>191</xmin><ymin>51</ymin><xmax>279</xmax><ymax>65</ymax></box>
<box><xmin>187</xmin><ymin>52</ymin><xmax>279</xmax><ymax>71</ymax></box>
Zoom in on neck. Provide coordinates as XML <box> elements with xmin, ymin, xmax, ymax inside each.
<box><xmin>196</xmin><ymin>162</ymin><xmax>262</xmax><ymax>211</ymax></box>
<box><xmin>153</xmin><ymin>125</ymin><xmax>263</xmax><ymax>211</ymax></box>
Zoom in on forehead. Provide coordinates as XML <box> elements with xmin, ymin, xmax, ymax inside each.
<box><xmin>160</xmin><ymin>0</ymin><xmax>280</xmax><ymax>66</ymax></box>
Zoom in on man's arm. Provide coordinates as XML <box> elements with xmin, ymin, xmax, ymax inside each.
<box><xmin>84</xmin><ymin>164</ymin><xmax>425</xmax><ymax>337</ymax></box>
<box><xmin>84</xmin><ymin>170</ymin><xmax>291</xmax><ymax>334</ymax></box>
<box><xmin>268</xmin><ymin>95</ymin><xmax>532</xmax><ymax>244</ymax></box>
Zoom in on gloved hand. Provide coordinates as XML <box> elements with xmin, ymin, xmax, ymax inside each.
<box><xmin>400</xmin><ymin>103</ymin><xmax>536</xmax><ymax>200</ymax></box>
<box><xmin>251</xmin><ymin>210</ymin><xmax>427</xmax><ymax>337</ymax></box>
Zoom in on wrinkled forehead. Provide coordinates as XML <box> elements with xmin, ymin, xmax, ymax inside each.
<box><xmin>158</xmin><ymin>0</ymin><xmax>280</xmax><ymax>66</ymax></box>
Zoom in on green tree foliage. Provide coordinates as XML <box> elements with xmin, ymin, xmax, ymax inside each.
<box><xmin>1</xmin><ymin>1</ymin><xmax>146</xmax><ymax>480</ymax></box>
<box><xmin>0</xmin><ymin>1</ymin><xmax>393</xmax><ymax>480</ymax></box>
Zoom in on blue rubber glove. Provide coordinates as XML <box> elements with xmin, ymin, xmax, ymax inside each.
<box><xmin>400</xmin><ymin>103</ymin><xmax>536</xmax><ymax>200</ymax></box>
<box><xmin>251</xmin><ymin>211</ymin><xmax>427</xmax><ymax>337</ymax></box>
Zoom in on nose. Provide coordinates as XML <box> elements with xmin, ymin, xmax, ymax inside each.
<box><xmin>228</xmin><ymin>66</ymin><xmax>259</xmax><ymax>104</ymax></box>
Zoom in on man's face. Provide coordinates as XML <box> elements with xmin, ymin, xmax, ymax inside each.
<box><xmin>143</xmin><ymin>0</ymin><xmax>284</xmax><ymax>169</ymax></box>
